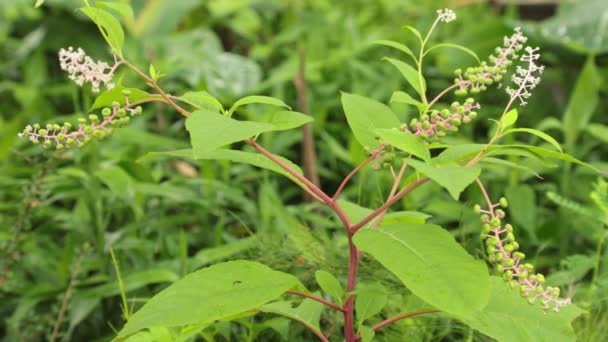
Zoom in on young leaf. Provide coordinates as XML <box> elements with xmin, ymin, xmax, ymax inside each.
<box><xmin>501</xmin><ymin>109</ymin><xmax>518</xmax><ymax>128</ymax></box>
<box><xmin>149</xmin><ymin>64</ymin><xmax>157</xmax><ymax>81</ymax></box>
<box><xmin>374</xmin><ymin>128</ymin><xmax>430</xmax><ymax>161</ymax></box>
<box><xmin>341</xmin><ymin>92</ymin><xmax>401</xmax><ymax>149</ymax></box>
<box><xmin>383</xmin><ymin>57</ymin><xmax>425</xmax><ymax>99</ymax></box>
<box><xmin>117</xmin><ymin>260</ymin><xmax>300</xmax><ymax>337</ymax></box>
<box><xmin>403</xmin><ymin>25</ymin><xmax>423</xmax><ymax>43</ymax></box>
<box><xmin>502</xmin><ymin>128</ymin><xmax>563</xmax><ymax>152</ymax></box>
<box><xmin>185</xmin><ymin>109</ymin><xmax>274</xmax><ymax>154</ymax></box>
<box><xmin>96</xmin><ymin>1</ymin><xmax>134</xmax><ymax>23</ymax></box>
<box><xmin>407</xmin><ymin>160</ymin><xmax>481</xmax><ymax>200</ymax></box>
<box><xmin>458</xmin><ymin>277</ymin><xmax>583</xmax><ymax>342</ymax></box>
<box><xmin>356</xmin><ymin>283</ymin><xmax>387</xmax><ymax>325</ymax></box>
<box><xmin>228</xmin><ymin>95</ymin><xmax>290</xmax><ymax>117</ymax></box>
<box><xmin>424</xmin><ymin>43</ymin><xmax>480</xmax><ymax>63</ymax></box>
<box><xmin>390</xmin><ymin>91</ymin><xmax>425</xmax><ymax>112</ymax></box>
<box><xmin>262</xmin><ymin>110</ymin><xmax>313</xmax><ymax>131</ymax></box>
<box><xmin>315</xmin><ymin>270</ymin><xmax>344</xmax><ymax>304</ymax></box>
<box><xmin>353</xmin><ymin>223</ymin><xmax>490</xmax><ymax>317</ymax></box>
<box><xmin>80</xmin><ymin>7</ymin><xmax>124</xmax><ymax>56</ymax></box>
<box><xmin>372</xmin><ymin>40</ymin><xmax>417</xmax><ymax>63</ymax></box>
<box><xmin>179</xmin><ymin>91</ymin><xmax>225</xmax><ymax>113</ymax></box>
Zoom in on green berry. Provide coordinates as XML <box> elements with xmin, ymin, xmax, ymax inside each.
<box><xmin>102</xmin><ymin>107</ymin><xmax>112</xmax><ymax>117</ymax></box>
<box><xmin>89</xmin><ymin>114</ymin><xmax>99</xmax><ymax>123</ymax></box>
<box><xmin>38</xmin><ymin>129</ymin><xmax>47</xmax><ymax>135</ymax></box>
<box><xmin>57</xmin><ymin>133</ymin><xmax>65</xmax><ymax>141</ymax></box>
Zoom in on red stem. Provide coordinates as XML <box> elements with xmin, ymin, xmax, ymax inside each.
<box><xmin>287</xmin><ymin>290</ymin><xmax>344</xmax><ymax>312</ymax></box>
<box><xmin>370</xmin><ymin>309</ymin><xmax>440</xmax><ymax>333</ymax></box>
<box><xmin>332</xmin><ymin>145</ymin><xmax>385</xmax><ymax>201</ymax></box>
<box><xmin>343</xmin><ymin>236</ymin><xmax>360</xmax><ymax>342</ymax></box>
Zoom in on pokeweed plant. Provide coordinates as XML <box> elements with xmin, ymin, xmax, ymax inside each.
<box><xmin>22</xmin><ymin>2</ymin><xmax>592</xmax><ymax>341</ymax></box>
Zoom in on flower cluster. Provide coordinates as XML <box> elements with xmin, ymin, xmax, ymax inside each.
<box><xmin>403</xmin><ymin>98</ymin><xmax>479</xmax><ymax>141</ymax></box>
<box><xmin>453</xmin><ymin>28</ymin><xmax>528</xmax><ymax>96</ymax></box>
<box><xmin>506</xmin><ymin>46</ymin><xmax>544</xmax><ymax>106</ymax></box>
<box><xmin>436</xmin><ymin>8</ymin><xmax>456</xmax><ymax>23</ymax></box>
<box><xmin>18</xmin><ymin>95</ymin><xmax>142</xmax><ymax>150</ymax></box>
<box><xmin>475</xmin><ymin>199</ymin><xmax>571</xmax><ymax>312</ymax></box>
<box><xmin>58</xmin><ymin>47</ymin><xmax>119</xmax><ymax>92</ymax></box>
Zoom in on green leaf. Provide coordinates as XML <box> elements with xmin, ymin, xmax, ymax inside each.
<box><xmin>586</xmin><ymin>123</ymin><xmax>608</xmax><ymax>144</ymax></box>
<box><xmin>356</xmin><ymin>283</ymin><xmax>387</xmax><ymax>325</ymax></box>
<box><xmin>262</xmin><ymin>110</ymin><xmax>313</xmax><ymax>131</ymax></box>
<box><xmin>315</xmin><ymin>271</ymin><xmax>344</xmax><ymax>305</ymax></box>
<box><xmin>97</xmin><ymin>1</ymin><xmax>134</xmax><ymax>23</ymax></box>
<box><xmin>407</xmin><ymin>160</ymin><xmax>481</xmax><ymax>200</ymax></box>
<box><xmin>545</xmin><ymin>255</ymin><xmax>595</xmax><ymax>286</ymax></box>
<box><xmin>425</xmin><ymin>43</ymin><xmax>480</xmax><ymax>63</ymax></box>
<box><xmin>563</xmin><ymin>56</ymin><xmax>600</xmax><ymax>149</ymax></box>
<box><xmin>341</xmin><ymin>92</ymin><xmax>401</xmax><ymax>149</ymax></box>
<box><xmin>505</xmin><ymin>185</ymin><xmax>537</xmax><ymax>239</ymax></box>
<box><xmin>35</xmin><ymin>0</ymin><xmax>45</xmax><ymax>8</ymax></box>
<box><xmin>359</xmin><ymin>326</ymin><xmax>375</xmax><ymax>342</ymax></box>
<box><xmin>260</xmin><ymin>297</ymin><xmax>324</xmax><ymax>333</ymax></box>
<box><xmin>390</xmin><ymin>91</ymin><xmax>425</xmax><ymax>111</ymax></box>
<box><xmin>185</xmin><ymin>109</ymin><xmax>274</xmax><ymax>154</ymax></box>
<box><xmin>372</xmin><ymin>40</ymin><xmax>417</xmax><ymax>63</ymax></box>
<box><xmin>503</xmin><ymin>128</ymin><xmax>562</xmax><ymax>152</ymax></box>
<box><xmin>228</xmin><ymin>95</ymin><xmax>290</xmax><ymax>117</ymax></box>
<box><xmin>179</xmin><ymin>91</ymin><xmax>224</xmax><ymax>113</ymax></box>
<box><xmin>142</xmin><ymin>149</ymin><xmax>304</xmax><ymax>186</ymax></box>
<box><xmin>403</xmin><ymin>25</ymin><xmax>423</xmax><ymax>43</ymax></box>
<box><xmin>353</xmin><ymin>223</ymin><xmax>490</xmax><ymax>316</ymax></box>
<box><xmin>374</xmin><ymin>128</ymin><xmax>430</xmax><ymax>161</ymax></box>
<box><xmin>117</xmin><ymin>260</ymin><xmax>300</xmax><ymax>337</ymax></box>
<box><xmin>80</xmin><ymin>7</ymin><xmax>124</xmax><ymax>56</ymax></box>
<box><xmin>149</xmin><ymin>64</ymin><xmax>157</xmax><ymax>81</ymax></box>
<box><xmin>459</xmin><ymin>277</ymin><xmax>583</xmax><ymax>342</ymax></box>
<box><xmin>501</xmin><ymin>109</ymin><xmax>518</xmax><ymax>128</ymax></box>
<box><xmin>383</xmin><ymin>57</ymin><xmax>425</xmax><ymax>99</ymax></box>
<box><xmin>90</xmin><ymin>86</ymin><xmax>155</xmax><ymax>111</ymax></box>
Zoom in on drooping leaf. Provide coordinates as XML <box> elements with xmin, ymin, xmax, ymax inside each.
<box><xmin>383</xmin><ymin>57</ymin><xmax>425</xmax><ymax>99</ymax></box>
<box><xmin>407</xmin><ymin>159</ymin><xmax>481</xmax><ymax>200</ymax></box>
<box><xmin>372</xmin><ymin>40</ymin><xmax>417</xmax><ymax>63</ymax></box>
<box><xmin>356</xmin><ymin>283</ymin><xmax>387</xmax><ymax>325</ymax></box>
<box><xmin>459</xmin><ymin>277</ymin><xmax>584</xmax><ymax>342</ymax></box>
<box><xmin>425</xmin><ymin>43</ymin><xmax>480</xmax><ymax>63</ymax></box>
<box><xmin>502</xmin><ymin>128</ymin><xmax>562</xmax><ymax>152</ymax></box>
<box><xmin>341</xmin><ymin>92</ymin><xmax>401</xmax><ymax>149</ymax></box>
<box><xmin>228</xmin><ymin>95</ymin><xmax>290</xmax><ymax>116</ymax></box>
<box><xmin>403</xmin><ymin>25</ymin><xmax>423</xmax><ymax>43</ymax></box>
<box><xmin>117</xmin><ymin>260</ymin><xmax>300</xmax><ymax>337</ymax></box>
<box><xmin>80</xmin><ymin>7</ymin><xmax>124</xmax><ymax>56</ymax></box>
<box><xmin>374</xmin><ymin>128</ymin><xmax>430</xmax><ymax>161</ymax></box>
<box><xmin>185</xmin><ymin>109</ymin><xmax>274</xmax><ymax>154</ymax></box>
<box><xmin>315</xmin><ymin>270</ymin><xmax>344</xmax><ymax>305</ymax></box>
<box><xmin>354</xmin><ymin>223</ymin><xmax>490</xmax><ymax>316</ymax></box>
<box><xmin>179</xmin><ymin>91</ymin><xmax>224</xmax><ymax>113</ymax></box>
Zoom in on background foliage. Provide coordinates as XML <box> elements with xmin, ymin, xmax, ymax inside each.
<box><xmin>1</xmin><ymin>0</ymin><xmax>607</xmax><ymax>341</ymax></box>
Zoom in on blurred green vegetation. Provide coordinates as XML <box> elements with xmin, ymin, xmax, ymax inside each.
<box><xmin>1</xmin><ymin>0</ymin><xmax>607</xmax><ymax>341</ymax></box>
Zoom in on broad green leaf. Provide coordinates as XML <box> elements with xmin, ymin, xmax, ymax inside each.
<box><xmin>341</xmin><ymin>92</ymin><xmax>401</xmax><ymax>149</ymax></box>
<box><xmin>142</xmin><ymin>149</ymin><xmax>303</xmax><ymax>185</ymax></box>
<box><xmin>179</xmin><ymin>91</ymin><xmax>224</xmax><ymax>113</ymax></box>
<box><xmin>97</xmin><ymin>1</ymin><xmax>134</xmax><ymax>23</ymax></box>
<box><xmin>403</xmin><ymin>25</ymin><xmax>423</xmax><ymax>43</ymax></box>
<box><xmin>425</xmin><ymin>43</ymin><xmax>480</xmax><ymax>63</ymax></box>
<box><xmin>374</xmin><ymin>128</ymin><xmax>430</xmax><ymax>161</ymax></box>
<box><xmin>563</xmin><ymin>57</ymin><xmax>600</xmax><ymax>149</ymax></box>
<box><xmin>383</xmin><ymin>57</ymin><xmax>425</xmax><ymax>98</ymax></box>
<box><xmin>459</xmin><ymin>277</ymin><xmax>584</xmax><ymax>342</ymax></box>
<box><xmin>117</xmin><ymin>260</ymin><xmax>300</xmax><ymax>337</ymax></box>
<box><xmin>354</xmin><ymin>223</ymin><xmax>490</xmax><ymax>316</ymax></box>
<box><xmin>505</xmin><ymin>185</ymin><xmax>537</xmax><ymax>239</ymax></box>
<box><xmin>260</xmin><ymin>297</ymin><xmax>324</xmax><ymax>332</ymax></box>
<box><xmin>407</xmin><ymin>160</ymin><xmax>481</xmax><ymax>200</ymax></box>
<box><xmin>185</xmin><ymin>109</ymin><xmax>274</xmax><ymax>154</ymax></box>
<box><xmin>315</xmin><ymin>271</ymin><xmax>344</xmax><ymax>304</ymax></box>
<box><xmin>360</xmin><ymin>326</ymin><xmax>375</xmax><ymax>342</ymax></box>
<box><xmin>372</xmin><ymin>40</ymin><xmax>417</xmax><ymax>63</ymax></box>
<box><xmin>80</xmin><ymin>7</ymin><xmax>124</xmax><ymax>56</ymax></box>
<box><xmin>356</xmin><ymin>283</ymin><xmax>387</xmax><ymax>325</ymax></box>
<box><xmin>228</xmin><ymin>95</ymin><xmax>290</xmax><ymax>117</ymax></box>
<box><xmin>262</xmin><ymin>110</ymin><xmax>313</xmax><ymax>131</ymax></box>
<box><xmin>390</xmin><ymin>91</ymin><xmax>425</xmax><ymax>111</ymax></box>
<box><xmin>501</xmin><ymin>109</ymin><xmax>518</xmax><ymax>128</ymax></box>
<box><xmin>90</xmin><ymin>86</ymin><xmax>155</xmax><ymax>111</ymax></box>
<box><xmin>503</xmin><ymin>128</ymin><xmax>562</xmax><ymax>152</ymax></box>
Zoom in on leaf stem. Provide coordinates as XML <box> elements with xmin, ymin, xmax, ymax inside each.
<box><xmin>332</xmin><ymin>145</ymin><xmax>385</xmax><ymax>201</ymax></box>
<box><xmin>286</xmin><ymin>290</ymin><xmax>344</xmax><ymax>312</ymax></box>
<box><xmin>370</xmin><ymin>309</ymin><xmax>440</xmax><ymax>333</ymax></box>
